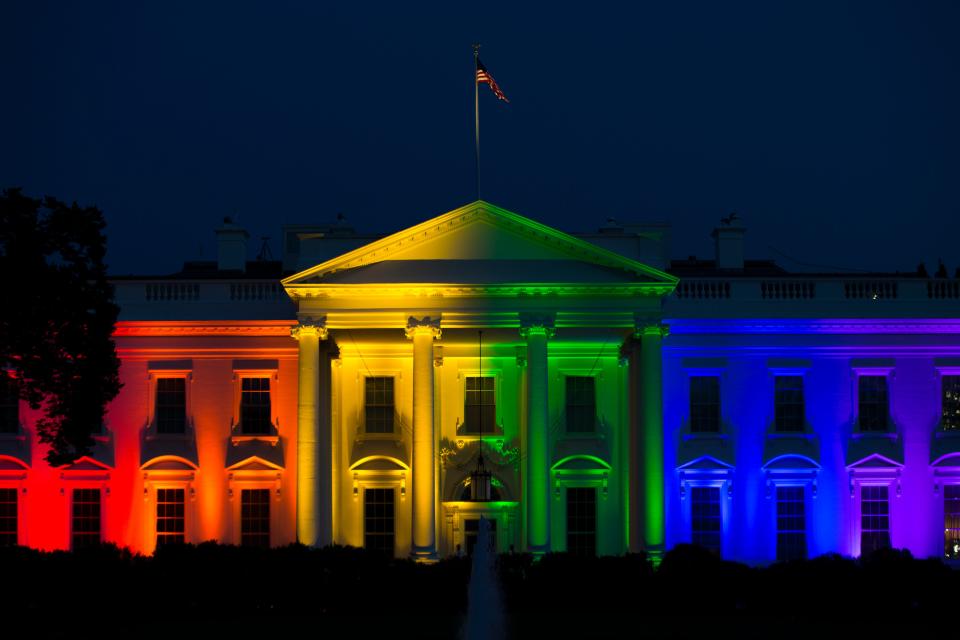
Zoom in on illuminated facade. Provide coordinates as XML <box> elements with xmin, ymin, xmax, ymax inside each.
<box><xmin>2</xmin><ymin>200</ymin><xmax>960</xmax><ymax>564</ymax></box>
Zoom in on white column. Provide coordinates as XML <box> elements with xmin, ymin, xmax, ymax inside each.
<box><xmin>521</xmin><ymin>315</ymin><xmax>554</xmax><ymax>554</ymax></box>
<box><xmin>291</xmin><ymin>317</ymin><xmax>328</xmax><ymax>547</ymax></box>
<box><xmin>406</xmin><ymin>316</ymin><xmax>441</xmax><ymax>560</ymax></box>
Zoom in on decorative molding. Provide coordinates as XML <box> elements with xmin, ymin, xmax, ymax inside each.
<box><xmin>519</xmin><ymin>313</ymin><xmax>556</xmax><ymax>339</ymax></box>
<box><xmin>114</xmin><ymin>321</ymin><xmax>296</xmax><ymax>337</ymax></box>
<box><xmin>281</xmin><ymin>201</ymin><xmax>678</xmax><ymax>291</ymax></box>
<box><xmin>290</xmin><ymin>315</ymin><xmax>329</xmax><ymax>341</ymax></box>
<box><xmin>666</xmin><ymin>318</ymin><xmax>960</xmax><ymax>335</ymax></box>
<box><xmin>405</xmin><ymin>316</ymin><xmax>442</xmax><ymax>340</ymax></box>
<box><xmin>284</xmin><ymin>283</ymin><xmax>674</xmax><ymax>300</ymax></box>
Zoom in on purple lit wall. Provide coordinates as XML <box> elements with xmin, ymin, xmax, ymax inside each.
<box><xmin>662</xmin><ymin>319</ymin><xmax>960</xmax><ymax>563</ymax></box>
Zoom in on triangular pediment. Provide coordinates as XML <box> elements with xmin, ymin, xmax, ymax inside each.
<box><xmin>283</xmin><ymin>201</ymin><xmax>677</xmax><ymax>290</ymax></box>
<box><xmin>677</xmin><ymin>455</ymin><xmax>735</xmax><ymax>471</ymax></box>
<box><xmin>847</xmin><ymin>452</ymin><xmax>903</xmax><ymax>470</ymax></box>
<box><xmin>60</xmin><ymin>456</ymin><xmax>113</xmax><ymax>471</ymax></box>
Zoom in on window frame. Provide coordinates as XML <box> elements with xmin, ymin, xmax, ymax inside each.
<box><xmin>944</xmin><ymin>482</ymin><xmax>960</xmax><ymax>561</ymax></box>
<box><xmin>238</xmin><ymin>487</ymin><xmax>272</xmax><ymax>548</ymax></box>
<box><xmin>458</xmin><ymin>368</ymin><xmax>502</xmax><ymax>436</ymax></box>
<box><xmin>0</xmin><ymin>372</ymin><xmax>21</xmax><ymax>436</ymax></box>
<box><xmin>772</xmin><ymin>374</ymin><xmax>806</xmax><ymax>434</ymax></box>
<box><xmin>70</xmin><ymin>486</ymin><xmax>104</xmax><ymax>550</ymax></box>
<box><xmin>0</xmin><ymin>484</ymin><xmax>23</xmax><ymax>547</ymax></box>
<box><xmin>563</xmin><ymin>374</ymin><xmax>598</xmax><ymax>435</ymax></box>
<box><xmin>773</xmin><ymin>484</ymin><xmax>808</xmax><ymax>562</ymax></box>
<box><xmin>858</xmin><ymin>483</ymin><xmax>892</xmax><ymax>556</ymax></box>
<box><xmin>689</xmin><ymin>375</ymin><xmax>722</xmax><ymax>435</ymax></box>
<box><xmin>936</xmin><ymin>366</ymin><xmax>960</xmax><ymax>433</ymax></box>
<box><xmin>362</xmin><ymin>485</ymin><xmax>397</xmax><ymax>556</ymax></box>
<box><xmin>358</xmin><ymin>371</ymin><xmax>401</xmax><ymax>438</ymax></box>
<box><xmin>565</xmin><ymin>486</ymin><xmax>598</xmax><ymax>556</ymax></box>
<box><xmin>233</xmin><ymin>369</ymin><xmax>279</xmax><ymax>437</ymax></box>
<box><xmin>851</xmin><ymin>364</ymin><xmax>895</xmax><ymax>434</ymax></box>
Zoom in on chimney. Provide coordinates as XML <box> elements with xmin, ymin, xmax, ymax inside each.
<box><xmin>215</xmin><ymin>216</ymin><xmax>249</xmax><ymax>272</ymax></box>
<box><xmin>711</xmin><ymin>213</ymin><xmax>746</xmax><ymax>270</ymax></box>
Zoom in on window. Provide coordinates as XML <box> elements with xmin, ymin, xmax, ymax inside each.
<box><xmin>71</xmin><ymin>488</ymin><xmax>102</xmax><ymax>549</ymax></box>
<box><xmin>364</xmin><ymin>488</ymin><xmax>395</xmax><ymax>555</ymax></box>
<box><xmin>156</xmin><ymin>488</ymin><xmax>185</xmax><ymax>547</ymax></box>
<box><xmin>943</xmin><ymin>376</ymin><xmax>960</xmax><ymax>432</ymax></box>
<box><xmin>945</xmin><ymin>485</ymin><xmax>960</xmax><ymax>560</ymax></box>
<box><xmin>776</xmin><ymin>486</ymin><xmax>806</xmax><ymax>561</ymax></box>
<box><xmin>464</xmin><ymin>377</ymin><xmax>495</xmax><ymax>434</ymax></box>
<box><xmin>566</xmin><ymin>376</ymin><xmax>596</xmax><ymax>433</ymax></box>
<box><xmin>774</xmin><ymin>376</ymin><xmax>805</xmax><ymax>432</ymax></box>
<box><xmin>240</xmin><ymin>377</ymin><xmax>272</xmax><ymax>435</ymax></box>
<box><xmin>0</xmin><ymin>488</ymin><xmax>17</xmax><ymax>546</ymax></box>
<box><xmin>566</xmin><ymin>487</ymin><xmax>596</xmax><ymax>556</ymax></box>
<box><xmin>0</xmin><ymin>374</ymin><xmax>19</xmax><ymax>434</ymax></box>
<box><xmin>858</xmin><ymin>376</ymin><xmax>889</xmax><ymax>432</ymax></box>
<box><xmin>240</xmin><ymin>488</ymin><xmax>270</xmax><ymax>547</ymax></box>
<box><xmin>464</xmin><ymin>518</ymin><xmax>497</xmax><ymax>556</ymax></box>
<box><xmin>690</xmin><ymin>376</ymin><xmax>720</xmax><ymax>433</ymax></box>
<box><xmin>860</xmin><ymin>485</ymin><xmax>890</xmax><ymax>555</ymax></box>
<box><xmin>364</xmin><ymin>377</ymin><xmax>395</xmax><ymax>434</ymax></box>
<box><xmin>691</xmin><ymin>486</ymin><xmax>721</xmax><ymax>555</ymax></box>
<box><xmin>156</xmin><ymin>378</ymin><xmax>187</xmax><ymax>435</ymax></box>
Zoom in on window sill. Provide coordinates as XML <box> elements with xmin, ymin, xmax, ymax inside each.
<box><xmin>850</xmin><ymin>431</ymin><xmax>898</xmax><ymax>441</ymax></box>
<box><xmin>560</xmin><ymin>431</ymin><xmax>605</xmax><ymax>441</ymax></box>
<box><xmin>766</xmin><ymin>431</ymin><xmax>816</xmax><ymax>440</ymax></box>
<box><xmin>682</xmin><ymin>432</ymin><xmax>730</xmax><ymax>443</ymax></box>
<box><xmin>355</xmin><ymin>432</ymin><xmax>403</xmax><ymax>443</ymax></box>
<box><xmin>230</xmin><ymin>434</ymin><xmax>280</xmax><ymax>447</ymax></box>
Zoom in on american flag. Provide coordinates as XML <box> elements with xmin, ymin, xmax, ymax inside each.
<box><xmin>476</xmin><ymin>59</ymin><xmax>509</xmax><ymax>103</ymax></box>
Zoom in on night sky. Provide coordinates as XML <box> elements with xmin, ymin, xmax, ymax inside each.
<box><xmin>3</xmin><ymin>1</ymin><xmax>958</xmax><ymax>276</ymax></box>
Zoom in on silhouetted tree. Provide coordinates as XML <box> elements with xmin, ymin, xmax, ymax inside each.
<box><xmin>0</xmin><ymin>188</ymin><xmax>121</xmax><ymax>465</ymax></box>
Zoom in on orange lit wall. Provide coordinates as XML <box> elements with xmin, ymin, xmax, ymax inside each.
<box><xmin>12</xmin><ymin>321</ymin><xmax>298</xmax><ymax>554</ymax></box>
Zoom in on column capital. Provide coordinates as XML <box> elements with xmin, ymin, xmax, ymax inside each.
<box><xmin>291</xmin><ymin>316</ymin><xmax>328</xmax><ymax>340</ymax></box>
<box><xmin>634</xmin><ymin>314</ymin><xmax>668</xmax><ymax>339</ymax></box>
<box><xmin>405</xmin><ymin>316</ymin><xmax>441</xmax><ymax>340</ymax></box>
<box><xmin>519</xmin><ymin>313</ymin><xmax>556</xmax><ymax>339</ymax></box>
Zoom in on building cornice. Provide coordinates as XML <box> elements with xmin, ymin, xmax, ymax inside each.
<box><xmin>113</xmin><ymin>320</ymin><xmax>296</xmax><ymax>337</ymax></box>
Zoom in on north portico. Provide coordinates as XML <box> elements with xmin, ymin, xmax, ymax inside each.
<box><xmin>282</xmin><ymin>200</ymin><xmax>677</xmax><ymax>558</ymax></box>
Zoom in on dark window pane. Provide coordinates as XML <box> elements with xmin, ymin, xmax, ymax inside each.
<box><xmin>774</xmin><ymin>376</ymin><xmax>805</xmax><ymax>433</ymax></box>
<box><xmin>463</xmin><ymin>377</ymin><xmax>496</xmax><ymax>434</ymax></box>
<box><xmin>156</xmin><ymin>378</ymin><xmax>187</xmax><ymax>434</ymax></box>
<box><xmin>241</xmin><ymin>377</ymin><xmax>272</xmax><ymax>435</ymax></box>
<box><xmin>691</xmin><ymin>486</ymin><xmax>721</xmax><ymax>555</ymax></box>
<box><xmin>566</xmin><ymin>377</ymin><xmax>596</xmax><ymax>433</ymax></box>
<box><xmin>364</xmin><ymin>377</ymin><xmax>395</xmax><ymax>433</ymax></box>
<box><xmin>858</xmin><ymin>376</ymin><xmax>889</xmax><ymax>432</ymax></box>
<box><xmin>860</xmin><ymin>485</ymin><xmax>890</xmax><ymax>555</ymax></box>
<box><xmin>156</xmin><ymin>488</ymin><xmax>185</xmax><ymax>547</ymax></box>
<box><xmin>566</xmin><ymin>487</ymin><xmax>596</xmax><ymax>556</ymax></box>
<box><xmin>690</xmin><ymin>377</ymin><xmax>720</xmax><ymax>433</ymax></box>
<box><xmin>776</xmin><ymin>486</ymin><xmax>806</xmax><ymax>561</ymax></box>
<box><xmin>71</xmin><ymin>488</ymin><xmax>101</xmax><ymax>549</ymax></box>
<box><xmin>364</xmin><ymin>488</ymin><xmax>395</xmax><ymax>555</ymax></box>
<box><xmin>943</xmin><ymin>376</ymin><xmax>960</xmax><ymax>432</ymax></box>
<box><xmin>240</xmin><ymin>489</ymin><xmax>270</xmax><ymax>547</ymax></box>
<box><xmin>0</xmin><ymin>488</ymin><xmax>17</xmax><ymax>546</ymax></box>
<box><xmin>0</xmin><ymin>375</ymin><xmax>19</xmax><ymax>434</ymax></box>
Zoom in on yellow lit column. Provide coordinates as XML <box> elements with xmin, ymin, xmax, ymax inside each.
<box><xmin>406</xmin><ymin>316</ymin><xmax>441</xmax><ymax>560</ymax></box>
<box><xmin>522</xmin><ymin>315</ymin><xmax>554</xmax><ymax>554</ymax></box>
<box><xmin>292</xmin><ymin>317</ymin><xmax>328</xmax><ymax>547</ymax></box>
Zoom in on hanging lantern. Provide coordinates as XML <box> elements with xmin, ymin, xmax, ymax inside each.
<box><xmin>471</xmin><ymin>452</ymin><xmax>492</xmax><ymax>502</ymax></box>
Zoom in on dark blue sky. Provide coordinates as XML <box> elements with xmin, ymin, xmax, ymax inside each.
<box><xmin>3</xmin><ymin>1</ymin><xmax>958</xmax><ymax>275</ymax></box>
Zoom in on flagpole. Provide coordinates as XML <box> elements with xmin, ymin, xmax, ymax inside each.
<box><xmin>473</xmin><ymin>43</ymin><xmax>480</xmax><ymax>201</ymax></box>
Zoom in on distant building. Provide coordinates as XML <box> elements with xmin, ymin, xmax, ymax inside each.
<box><xmin>2</xmin><ymin>200</ymin><xmax>960</xmax><ymax>564</ymax></box>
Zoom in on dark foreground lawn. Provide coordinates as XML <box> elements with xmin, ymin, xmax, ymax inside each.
<box><xmin>1</xmin><ymin>543</ymin><xmax>955</xmax><ymax>639</ymax></box>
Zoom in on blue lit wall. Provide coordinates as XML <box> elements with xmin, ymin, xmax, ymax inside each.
<box><xmin>661</xmin><ymin>321</ymin><xmax>960</xmax><ymax>563</ymax></box>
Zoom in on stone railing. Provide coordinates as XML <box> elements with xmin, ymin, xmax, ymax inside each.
<box><xmin>666</xmin><ymin>277</ymin><xmax>960</xmax><ymax>316</ymax></box>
